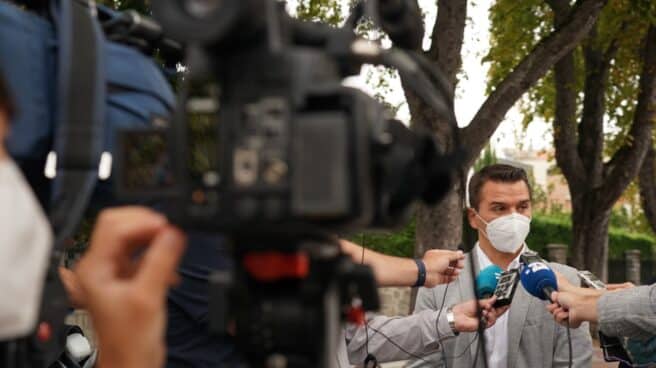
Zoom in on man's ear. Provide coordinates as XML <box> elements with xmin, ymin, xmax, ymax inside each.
<box><xmin>466</xmin><ymin>207</ymin><xmax>479</xmax><ymax>230</ymax></box>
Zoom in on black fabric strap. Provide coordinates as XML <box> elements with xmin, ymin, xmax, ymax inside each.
<box><xmin>25</xmin><ymin>2</ymin><xmax>105</xmax><ymax>367</ymax></box>
<box><xmin>50</xmin><ymin>0</ymin><xmax>105</xmax><ymax>249</ymax></box>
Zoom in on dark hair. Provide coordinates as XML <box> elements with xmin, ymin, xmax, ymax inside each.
<box><xmin>468</xmin><ymin>164</ymin><xmax>532</xmax><ymax>210</ymax></box>
<box><xmin>0</xmin><ymin>73</ymin><xmax>15</xmax><ymax>119</ymax></box>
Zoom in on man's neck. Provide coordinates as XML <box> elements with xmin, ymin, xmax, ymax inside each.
<box><xmin>0</xmin><ymin>148</ymin><xmax>8</xmax><ymax>162</ymax></box>
<box><xmin>477</xmin><ymin>236</ymin><xmax>522</xmax><ymax>270</ymax></box>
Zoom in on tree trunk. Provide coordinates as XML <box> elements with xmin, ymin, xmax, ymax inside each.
<box><xmin>414</xmin><ymin>179</ymin><xmax>464</xmax><ymax>255</ymax></box>
<box><xmin>571</xmin><ymin>197</ymin><xmax>611</xmax><ymax>280</ymax></box>
<box><xmin>639</xmin><ymin>144</ymin><xmax>656</xmax><ymax>232</ymax></box>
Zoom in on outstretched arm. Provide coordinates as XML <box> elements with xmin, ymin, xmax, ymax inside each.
<box><xmin>339</xmin><ymin>239</ymin><xmax>464</xmax><ymax>287</ymax></box>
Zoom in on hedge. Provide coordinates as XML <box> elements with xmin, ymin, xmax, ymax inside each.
<box><xmin>353</xmin><ymin>214</ymin><xmax>655</xmax><ymax>260</ymax></box>
<box><xmin>527</xmin><ymin>214</ymin><xmax>655</xmax><ymax>260</ymax></box>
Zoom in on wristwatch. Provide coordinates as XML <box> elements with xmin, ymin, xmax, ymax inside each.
<box><xmin>446</xmin><ymin>305</ymin><xmax>460</xmax><ymax>336</ymax></box>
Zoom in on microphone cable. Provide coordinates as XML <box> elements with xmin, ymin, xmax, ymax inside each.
<box><xmin>566</xmin><ymin>320</ymin><xmax>573</xmax><ymax>368</ymax></box>
<box><xmin>352</xmin><ymin>312</ymin><xmax>482</xmax><ymax>364</ymax></box>
<box><xmin>467</xmin><ymin>247</ymin><xmax>489</xmax><ymax>368</ymax></box>
<box><xmin>359</xmin><ymin>234</ymin><xmax>373</xmax><ymax>365</ymax></box>
<box><xmin>435</xmin><ymin>282</ymin><xmax>450</xmax><ymax>368</ymax></box>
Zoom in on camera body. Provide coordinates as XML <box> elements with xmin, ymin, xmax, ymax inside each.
<box><xmin>115</xmin><ymin>1</ymin><xmax>455</xmax><ymax>367</ymax></box>
<box><xmin>117</xmin><ymin>1</ymin><xmax>452</xmax><ymax>237</ymax></box>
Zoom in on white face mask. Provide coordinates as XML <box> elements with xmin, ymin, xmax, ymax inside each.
<box><xmin>475</xmin><ymin>211</ymin><xmax>531</xmax><ymax>254</ymax></box>
<box><xmin>0</xmin><ymin>160</ymin><xmax>52</xmax><ymax>340</ymax></box>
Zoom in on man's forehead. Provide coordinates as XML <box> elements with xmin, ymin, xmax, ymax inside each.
<box><xmin>479</xmin><ymin>180</ymin><xmax>530</xmax><ymax>204</ymax></box>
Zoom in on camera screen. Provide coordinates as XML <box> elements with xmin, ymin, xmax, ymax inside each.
<box><xmin>118</xmin><ymin>129</ymin><xmax>175</xmax><ymax>193</ymax></box>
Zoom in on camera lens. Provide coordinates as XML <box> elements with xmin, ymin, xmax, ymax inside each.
<box><xmin>182</xmin><ymin>0</ymin><xmax>223</xmax><ymax>19</ymax></box>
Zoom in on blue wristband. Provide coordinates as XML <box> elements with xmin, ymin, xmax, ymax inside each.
<box><xmin>413</xmin><ymin>259</ymin><xmax>427</xmax><ymax>287</ymax></box>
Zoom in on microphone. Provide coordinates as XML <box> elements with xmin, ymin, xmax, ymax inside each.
<box><xmin>520</xmin><ymin>261</ymin><xmax>558</xmax><ymax>301</ymax></box>
<box><xmin>476</xmin><ymin>265</ymin><xmax>503</xmax><ymax>299</ymax></box>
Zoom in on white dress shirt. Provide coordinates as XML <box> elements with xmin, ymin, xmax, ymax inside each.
<box><xmin>474</xmin><ymin>243</ymin><xmax>524</xmax><ymax>368</ymax></box>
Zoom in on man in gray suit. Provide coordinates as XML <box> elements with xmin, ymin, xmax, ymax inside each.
<box><xmin>413</xmin><ymin>164</ymin><xmax>593</xmax><ymax>368</ymax></box>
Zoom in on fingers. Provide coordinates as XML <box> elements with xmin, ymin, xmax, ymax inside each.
<box><xmin>546</xmin><ymin>303</ymin><xmax>559</xmax><ymax>313</ymax></box>
<box><xmin>87</xmin><ymin>207</ymin><xmax>168</xmax><ymax>261</ymax></box>
<box><xmin>484</xmin><ymin>310</ymin><xmax>496</xmax><ymax>328</ymax></box>
<box><xmin>550</xmin><ymin>291</ymin><xmax>559</xmax><ymax>303</ymax></box>
<box><xmin>59</xmin><ymin>267</ymin><xmax>87</xmax><ymax>308</ymax></box>
<box><xmin>136</xmin><ymin>227</ymin><xmax>187</xmax><ymax>294</ymax></box>
<box><xmin>554</xmin><ymin>272</ymin><xmax>576</xmax><ymax>292</ymax></box>
<box><xmin>450</xmin><ymin>250</ymin><xmax>465</xmax><ymax>270</ymax></box>
<box><xmin>606</xmin><ymin>282</ymin><xmax>635</xmax><ymax>291</ymax></box>
<box><xmin>546</xmin><ymin>300</ymin><xmax>577</xmax><ymax>328</ymax></box>
<box><xmin>478</xmin><ymin>296</ymin><xmax>497</xmax><ymax>311</ymax></box>
<box><xmin>553</xmin><ymin>308</ymin><xmax>571</xmax><ymax>327</ymax></box>
<box><xmin>495</xmin><ymin>305</ymin><xmax>509</xmax><ymax>318</ymax></box>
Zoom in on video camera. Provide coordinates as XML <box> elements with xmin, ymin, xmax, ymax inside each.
<box><xmin>110</xmin><ymin>1</ymin><xmax>462</xmax><ymax>367</ymax></box>
<box><xmin>117</xmin><ymin>0</ymin><xmax>458</xmax><ymax>237</ymax></box>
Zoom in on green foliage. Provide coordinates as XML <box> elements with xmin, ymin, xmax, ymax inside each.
<box><xmin>348</xmin><ymin>220</ymin><xmax>417</xmax><ymax>258</ymax></box>
<box><xmin>528</xmin><ymin>213</ymin><xmax>655</xmax><ymax>260</ymax></box>
<box><xmin>473</xmin><ymin>144</ymin><xmax>498</xmax><ymax>171</ymax></box>
<box><xmin>487</xmin><ymin>0</ymin><xmax>656</xmax><ymax>155</ymax></box>
<box><xmin>295</xmin><ymin>0</ymin><xmax>344</xmax><ymax>25</ymax></box>
<box><xmin>609</xmin><ymin>181</ymin><xmax>656</xmax><ymax>236</ymax></box>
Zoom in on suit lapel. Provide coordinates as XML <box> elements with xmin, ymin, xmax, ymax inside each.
<box><xmin>506</xmin><ymin>282</ymin><xmax>533</xmax><ymax>368</ymax></box>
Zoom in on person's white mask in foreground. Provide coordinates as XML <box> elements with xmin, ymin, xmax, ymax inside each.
<box><xmin>0</xmin><ymin>159</ymin><xmax>51</xmax><ymax>340</ymax></box>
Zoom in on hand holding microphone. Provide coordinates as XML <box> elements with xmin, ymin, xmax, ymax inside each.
<box><xmin>422</xmin><ymin>249</ymin><xmax>465</xmax><ymax>287</ymax></box>
<box><xmin>547</xmin><ymin>291</ymin><xmax>600</xmax><ymax>328</ymax></box>
<box><xmin>520</xmin><ymin>259</ymin><xmax>596</xmax><ymax>327</ymax></box>
<box><xmin>546</xmin><ymin>268</ymin><xmax>636</xmax><ymax>327</ymax></box>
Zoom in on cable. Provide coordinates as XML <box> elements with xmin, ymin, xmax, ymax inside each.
<box><xmin>470</xmin><ymin>255</ymin><xmax>481</xmax><ymax>368</ymax></box>
<box><xmin>468</xmin><ymin>249</ymin><xmax>489</xmax><ymax>368</ymax></box>
<box><xmin>434</xmin><ymin>282</ymin><xmax>450</xmax><ymax>368</ymax></box>
<box><xmin>358</xmin><ymin>315</ymin><xmax>478</xmax><ymax>364</ymax></box>
<box><xmin>359</xmin><ymin>234</ymin><xmax>371</xmax><ymax>363</ymax></box>
<box><xmin>566</xmin><ymin>320</ymin><xmax>573</xmax><ymax>368</ymax></box>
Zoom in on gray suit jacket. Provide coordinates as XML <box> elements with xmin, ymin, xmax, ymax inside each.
<box><xmin>412</xmin><ymin>252</ymin><xmax>593</xmax><ymax>368</ymax></box>
<box><xmin>344</xmin><ymin>309</ymin><xmax>456</xmax><ymax>364</ymax></box>
<box><xmin>598</xmin><ymin>284</ymin><xmax>656</xmax><ymax>340</ymax></box>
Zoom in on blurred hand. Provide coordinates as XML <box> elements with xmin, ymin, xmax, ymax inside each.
<box><xmin>606</xmin><ymin>282</ymin><xmax>635</xmax><ymax>291</ymax></box>
<box><xmin>75</xmin><ymin>207</ymin><xmax>187</xmax><ymax>368</ymax></box>
<box><xmin>554</xmin><ymin>271</ymin><xmax>577</xmax><ymax>292</ymax></box>
<box><xmin>547</xmin><ymin>290</ymin><xmax>600</xmax><ymax>328</ymax></box>
<box><xmin>554</xmin><ymin>271</ymin><xmax>603</xmax><ymax>296</ymax></box>
<box><xmin>59</xmin><ymin>267</ymin><xmax>86</xmax><ymax>309</ymax></box>
<box><xmin>422</xmin><ymin>249</ymin><xmax>465</xmax><ymax>287</ymax></box>
<box><xmin>452</xmin><ymin>296</ymin><xmax>509</xmax><ymax>333</ymax></box>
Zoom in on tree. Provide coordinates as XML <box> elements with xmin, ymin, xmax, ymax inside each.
<box><xmin>488</xmin><ymin>0</ymin><xmax>656</xmax><ymax>279</ymax></box>
<box><xmin>639</xmin><ymin>145</ymin><xmax>656</xmax><ymax>234</ymax></box>
<box><xmin>403</xmin><ymin>0</ymin><xmax>607</xmax><ymax>255</ymax></box>
<box><xmin>294</xmin><ymin>0</ymin><xmax>608</xmax><ymax>256</ymax></box>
